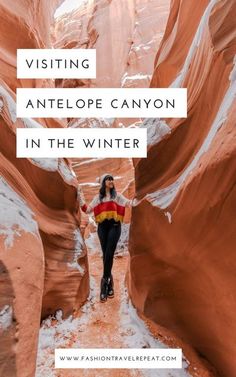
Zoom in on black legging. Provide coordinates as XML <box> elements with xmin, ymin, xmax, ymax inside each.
<box><xmin>97</xmin><ymin>219</ymin><xmax>121</xmax><ymax>278</ymax></box>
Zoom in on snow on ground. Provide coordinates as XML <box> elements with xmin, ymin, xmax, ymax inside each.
<box><xmin>0</xmin><ymin>177</ymin><xmax>39</xmax><ymax>248</ymax></box>
<box><xmin>36</xmin><ymin>240</ymin><xmax>193</xmax><ymax>377</ymax></box>
<box><xmin>35</xmin><ymin>217</ymin><xmax>195</xmax><ymax>377</ymax></box>
<box><xmin>120</xmin><ymin>286</ymin><xmax>190</xmax><ymax>377</ymax></box>
<box><xmin>36</xmin><ymin>276</ymin><xmax>97</xmax><ymax>377</ymax></box>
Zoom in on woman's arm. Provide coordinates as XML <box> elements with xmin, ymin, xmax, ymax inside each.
<box><xmin>117</xmin><ymin>193</ymin><xmax>140</xmax><ymax>207</ymax></box>
<box><xmin>77</xmin><ymin>185</ymin><xmax>96</xmax><ymax>214</ymax></box>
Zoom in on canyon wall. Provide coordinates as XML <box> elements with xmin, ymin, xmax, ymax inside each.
<box><xmin>128</xmin><ymin>1</ymin><xmax>236</xmax><ymax>376</ymax></box>
<box><xmin>0</xmin><ymin>1</ymin><xmax>89</xmax><ymax>376</ymax></box>
<box><xmin>54</xmin><ymin>0</ymin><xmax>169</xmax><ymax>89</ymax></box>
<box><xmin>2</xmin><ymin>0</ymin><xmax>233</xmax><ymax>376</ymax></box>
<box><xmin>54</xmin><ymin>0</ymin><xmax>170</xmax><ymax>228</ymax></box>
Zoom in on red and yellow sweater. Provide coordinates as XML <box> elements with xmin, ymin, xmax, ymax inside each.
<box><xmin>78</xmin><ymin>191</ymin><xmax>132</xmax><ymax>223</ymax></box>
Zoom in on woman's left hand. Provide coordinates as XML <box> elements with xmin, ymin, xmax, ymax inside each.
<box><xmin>132</xmin><ymin>197</ymin><xmax>141</xmax><ymax>206</ymax></box>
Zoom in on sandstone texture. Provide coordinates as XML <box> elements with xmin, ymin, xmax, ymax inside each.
<box><xmin>54</xmin><ymin>0</ymin><xmax>170</xmax><ymax>89</ymax></box>
<box><xmin>128</xmin><ymin>1</ymin><xmax>236</xmax><ymax>376</ymax></box>
<box><xmin>0</xmin><ymin>1</ymin><xmax>89</xmax><ymax>376</ymax></box>
<box><xmin>1</xmin><ymin>0</ymin><xmax>233</xmax><ymax>376</ymax></box>
<box><xmin>54</xmin><ymin>0</ymin><xmax>170</xmax><ymax>226</ymax></box>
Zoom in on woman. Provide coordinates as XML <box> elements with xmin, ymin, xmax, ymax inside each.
<box><xmin>77</xmin><ymin>173</ymin><xmax>136</xmax><ymax>302</ymax></box>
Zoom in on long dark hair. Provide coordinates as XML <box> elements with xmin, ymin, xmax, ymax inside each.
<box><xmin>99</xmin><ymin>179</ymin><xmax>117</xmax><ymax>202</ymax></box>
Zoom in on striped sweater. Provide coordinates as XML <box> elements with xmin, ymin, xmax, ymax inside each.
<box><xmin>77</xmin><ymin>187</ymin><xmax>132</xmax><ymax>223</ymax></box>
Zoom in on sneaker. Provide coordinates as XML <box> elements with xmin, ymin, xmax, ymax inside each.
<box><xmin>100</xmin><ymin>277</ymin><xmax>108</xmax><ymax>302</ymax></box>
<box><xmin>107</xmin><ymin>274</ymin><xmax>114</xmax><ymax>298</ymax></box>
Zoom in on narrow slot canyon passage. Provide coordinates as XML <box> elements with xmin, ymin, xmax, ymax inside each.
<box><xmin>36</xmin><ymin>223</ymin><xmax>190</xmax><ymax>377</ymax></box>
<box><xmin>1</xmin><ymin>0</ymin><xmax>235</xmax><ymax>377</ymax></box>
<box><xmin>36</xmin><ymin>157</ymin><xmax>211</xmax><ymax>377</ymax></box>
<box><xmin>31</xmin><ymin>0</ymin><xmax>236</xmax><ymax>376</ymax></box>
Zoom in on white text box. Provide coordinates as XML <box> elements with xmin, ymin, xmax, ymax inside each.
<box><xmin>16</xmin><ymin>88</ymin><xmax>187</xmax><ymax>118</ymax></box>
<box><xmin>55</xmin><ymin>348</ymin><xmax>183</xmax><ymax>369</ymax></box>
<box><xmin>17</xmin><ymin>49</ymin><xmax>96</xmax><ymax>79</ymax></box>
<box><xmin>16</xmin><ymin>128</ymin><xmax>147</xmax><ymax>158</ymax></box>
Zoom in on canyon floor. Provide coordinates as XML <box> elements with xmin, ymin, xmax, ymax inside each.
<box><xmin>36</xmin><ymin>231</ymin><xmax>191</xmax><ymax>377</ymax></box>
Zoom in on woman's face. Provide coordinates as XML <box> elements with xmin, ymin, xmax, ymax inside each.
<box><xmin>105</xmin><ymin>176</ymin><xmax>114</xmax><ymax>189</ymax></box>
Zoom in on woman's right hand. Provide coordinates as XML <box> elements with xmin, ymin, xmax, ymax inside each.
<box><xmin>77</xmin><ymin>184</ymin><xmax>83</xmax><ymax>195</ymax></box>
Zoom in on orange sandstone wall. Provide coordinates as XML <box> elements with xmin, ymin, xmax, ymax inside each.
<box><xmin>53</xmin><ymin>0</ymin><xmax>170</xmax><ymax>226</ymax></box>
<box><xmin>54</xmin><ymin>0</ymin><xmax>170</xmax><ymax>89</ymax></box>
<box><xmin>128</xmin><ymin>1</ymin><xmax>236</xmax><ymax>377</ymax></box>
<box><xmin>0</xmin><ymin>1</ymin><xmax>89</xmax><ymax>376</ymax></box>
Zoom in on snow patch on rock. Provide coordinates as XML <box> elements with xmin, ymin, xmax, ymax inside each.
<box><xmin>67</xmin><ymin>229</ymin><xmax>85</xmax><ymax>274</ymax></box>
<box><xmin>0</xmin><ymin>86</ymin><xmax>17</xmax><ymax>122</ymax></box>
<box><xmin>0</xmin><ymin>86</ymin><xmax>76</xmax><ymax>180</ymax></box>
<box><xmin>115</xmin><ymin>223</ymin><xmax>130</xmax><ymax>256</ymax></box>
<box><xmin>141</xmin><ymin>118</ymin><xmax>171</xmax><ymax>146</ymax></box>
<box><xmin>0</xmin><ymin>177</ymin><xmax>39</xmax><ymax>248</ymax></box>
<box><xmin>0</xmin><ymin>305</ymin><xmax>13</xmax><ymax>331</ymax></box>
<box><xmin>122</xmin><ymin>73</ymin><xmax>152</xmax><ymax>87</ymax></box>
<box><xmin>171</xmin><ymin>0</ymin><xmax>219</xmax><ymax>88</ymax></box>
<box><xmin>120</xmin><ymin>286</ymin><xmax>190</xmax><ymax>376</ymax></box>
<box><xmin>55</xmin><ymin>0</ymin><xmax>86</xmax><ymax>18</ymax></box>
<box><xmin>165</xmin><ymin>211</ymin><xmax>172</xmax><ymax>224</ymax></box>
<box><xmin>58</xmin><ymin>159</ymin><xmax>76</xmax><ymax>184</ymax></box>
<box><xmin>146</xmin><ymin>58</ymin><xmax>236</xmax><ymax>209</ymax></box>
<box><xmin>73</xmin><ymin>158</ymin><xmax>106</xmax><ymax>168</ymax></box>
<box><xmin>85</xmin><ymin>230</ymin><xmax>99</xmax><ymax>255</ymax></box>
<box><xmin>31</xmin><ymin>158</ymin><xmax>58</xmax><ymax>171</ymax></box>
<box><xmin>79</xmin><ymin>181</ymin><xmax>100</xmax><ymax>188</ymax></box>
<box><xmin>0</xmin><ymin>99</ymin><xmax>3</xmax><ymax>112</ymax></box>
<box><xmin>36</xmin><ymin>276</ymin><xmax>97</xmax><ymax>376</ymax></box>
<box><xmin>22</xmin><ymin>118</ymin><xmax>44</xmax><ymax>129</ymax></box>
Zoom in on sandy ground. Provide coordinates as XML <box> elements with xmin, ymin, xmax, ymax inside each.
<box><xmin>57</xmin><ymin>250</ymin><xmax>145</xmax><ymax>377</ymax></box>
<box><xmin>36</xmin><ymin>232</ymin><xmax>190</xmax><ymax>377</ymax></box>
